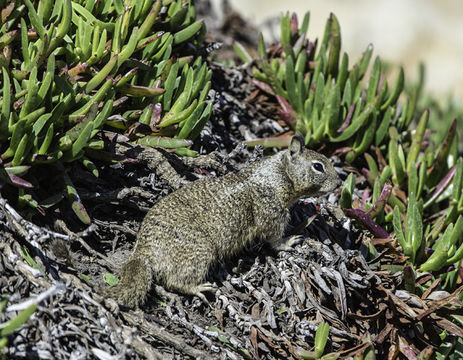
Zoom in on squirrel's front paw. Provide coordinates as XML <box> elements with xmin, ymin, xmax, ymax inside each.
<box><xmin>273</xmin><ymin>235</ymin><xmax>304</xmax><ymax>251</ymax></box>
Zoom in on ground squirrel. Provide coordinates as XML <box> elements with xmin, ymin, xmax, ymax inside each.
<box><xmin>107</xmin><ymin>135</ymin><xmax>341</xmax><ymax>307</ymax></box>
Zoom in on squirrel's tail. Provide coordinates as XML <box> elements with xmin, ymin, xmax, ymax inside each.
<box><xmin>104</xmin><ymin>256</ymin><xmax>152</xmax><ymax>308</ymax></box>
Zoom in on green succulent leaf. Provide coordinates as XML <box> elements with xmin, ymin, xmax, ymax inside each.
<box><xmin>340</xmin><ymin>173</ymin><xmax>355</xmax><ymax>209</ymax></box>
<box><xmin>380</xmin><ymin>66</ymin><xmax>404</xmax><ymax>111</ymax></box>
<box><xmin>314</xmin><ymin>322</ymin><xmax>330</xmax><ymax>358</ymax></box>
<box><xmin>136</xmin><ymin>136</ymin><xmax>193</xmax><ymax>148</ymax></box>
<box><xmin>0</xmin><ymin>303</ymin><xmax>37</xmax><ymax>337</ymax></box>
<box><xmin>330</xmin><ymin>105</ymin><xmax>374</xmax><ymax>142</ymax></box>
<box><xmin>393</xmin><ymin>205</ymin><xmax>408</xmax><ymax>254</ymax></box>
<box><xmin>104</xmin><ymin>272</ymin><xmax>119</xmax><ymax>286</ymax></box>
<box><xmin>0</xmin><ymin>67</ymin><xmax>11</xmax><ymax>140</ymax></box>
<box><xmin>173</xmin><ymin>20</ymin><xmax>202</xmax><ymax>45</ymax></box>
<box><xmin>326</xmin><ymin>14</ymin><xmax>341</xmax><ymax>77</ymax></box>
<box><xmin>233</xmin><ymin>41</ymin><xmax>253</xmax><ymax>63</ymax></box>
<box><xmin>23</xmin><ymin>0</ymin><xmax>45</xmax><ymax>39</ymax></box>
<box><xmin>420</xmin><ymin>227</ymin><xmax>453</xmax><ymax>272</ymax></box>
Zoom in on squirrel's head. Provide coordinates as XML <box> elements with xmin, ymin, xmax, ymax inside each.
<box><xmin>284</xmin><ymin>134</ymin><xmax>341</xmax><ymax>197</ymax></box>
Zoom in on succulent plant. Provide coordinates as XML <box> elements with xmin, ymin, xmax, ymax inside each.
<box><xmin>0</xmin><ymin>0</ymin><xmax>212</xmax><ymax>223</ymax></box>
<box><xmin>0</xmin><ymin>296</ymin><xmax>37</xmax><ymax>352</ymax></box>
<box><xmin>235</xmin><ymin>11</ymin><xmax>463</xmax><ymax>282</ymax></box>
<box><xmin>236</xmin><ymin>12</ymin><xmax>406</xmax><ymax>162</ymax></box>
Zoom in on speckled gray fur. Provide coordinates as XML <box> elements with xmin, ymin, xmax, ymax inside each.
<box><xmin>108</xmin><ymin>135</ymin><xmax>341</xmax><ymax>307</ymax></box>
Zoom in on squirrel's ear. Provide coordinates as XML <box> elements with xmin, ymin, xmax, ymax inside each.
<box><xmin>289</xmin><ymin>134</ymin><xmax>304</xmax><ymax>156</ymax></box>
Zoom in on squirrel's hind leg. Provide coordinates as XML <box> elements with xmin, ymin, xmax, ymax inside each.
<box><xmin>180</xmin><ymin>282</ymin><xmax>216</xmax><ymax>304</ymax></box>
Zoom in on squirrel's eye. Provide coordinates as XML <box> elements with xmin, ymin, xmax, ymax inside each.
<box><xmin>312</xmin><ymin>162</ymin><xmax>325</xmax><ymax>173</ymax></box>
